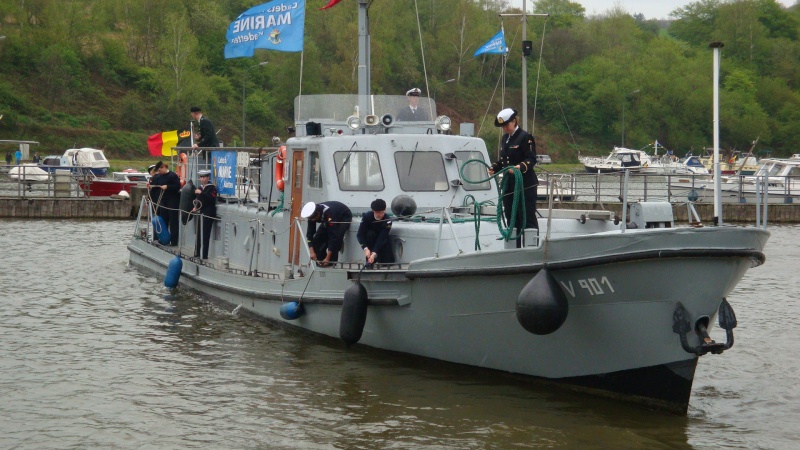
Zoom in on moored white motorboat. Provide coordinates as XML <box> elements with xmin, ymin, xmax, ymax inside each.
<box><xmin>670</xmin><ymin>155</ymin><xmax>800</xmax><ymax>203</ymax></box>
<box><xmin>580</xmin><ymin>147</ymin><xmax>650</xmax><ymax>173</ymax></box>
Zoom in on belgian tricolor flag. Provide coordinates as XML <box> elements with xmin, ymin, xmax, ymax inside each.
<box><xmin>147</xmin><ymin>130</ymin><xmax>191</xmax><ymax>156</ymax></box>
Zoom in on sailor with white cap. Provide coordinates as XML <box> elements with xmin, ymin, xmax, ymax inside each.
<box><xmin>396</xmin><ymin>87</ymin><xmax>430</xmax><ymax>121</ymax></box>
<box><xmin>488</xmin><ymin>108</ymin><xmax>539</xmax><ymax>245</ymax></box>
<box><xmin>191</xmin><ymin>169</ymin><xmax>217</xmax><ymax>259</ymax></box>
<box><xmin>301</xmin><ymin>200</ymin><xmax>353</xmax><ymax>266</ymax></box>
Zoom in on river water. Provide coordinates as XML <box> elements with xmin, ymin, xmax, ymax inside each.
<box><xmin>1</xmin><ymin>219</ymin><xmax>798</xmax><ymax>449</ymax></box>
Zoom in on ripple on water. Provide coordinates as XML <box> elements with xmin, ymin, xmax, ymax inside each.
<box><xmin>1</xmin><ymin>220</ymin><xmax>799</xmax><ymax>449</ymax></box>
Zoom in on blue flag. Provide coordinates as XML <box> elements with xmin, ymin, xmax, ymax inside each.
<box><xmin>224</xmin><ymin>0</ymin><xmax>306</xmax><ymax>58</ymax></box>
<box><xmin>473</xmin><ymin>30</ymin><xmax>508</xmax><ymax>57</ymax></box>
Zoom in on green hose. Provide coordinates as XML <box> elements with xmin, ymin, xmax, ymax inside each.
<box><xmin>460</xmin><ymin>158</ymin><xmax>526</xmax><ymax>242</ymax></box>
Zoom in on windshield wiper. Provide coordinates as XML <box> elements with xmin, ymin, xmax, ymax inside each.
<box><xmin>407</xmin><ymin>141</ymin><xmax>419</xmax><ymax>176</ymax></box>
<box><xmin>337</xmin><ymin>142</ymin><xmax>358</xmax><ymax>176</ymax></box>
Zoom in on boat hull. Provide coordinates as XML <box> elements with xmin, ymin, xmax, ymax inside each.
<box><xmin>128</xmin><ymin>225</ymin><xmax>767</xmax><ymax>413</ymax></box>
<box><xmin>79</xmin><ymin>179</ymin><xmax>137</xmax><ymax>197</ymax></box>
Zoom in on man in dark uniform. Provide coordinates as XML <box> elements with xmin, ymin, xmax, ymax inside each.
<box><xmin>192</xmin><ymin>169</ymin><xmax>217</xmax><ymax>259</ymax></box>
<box><xmin>396</xmin><ymin>88</ymin><xmax>431</xmax><ymax>121</ymax></box>
<box><xmin>488</xmin><ymin>108</ymin><xmax>538</xmax><ymax>245</ymax></box>
<box><xmin>357</xmin><ymin>199</ymin><xmax>394</xmax><ymax>265</ymax></box>
<box><xmin>190</xmin><ymin>106</ymin><xmax>219</xmax><ymax>149</ymax></box>
<box><xmin>301</xmin><ymin>201</ymin><xmax>353</xmax><ymax>266</ymax></box>
<box><xmin>149</xmin><ymin>161</ymin><xmax>182</xmax><ymax>246</ymax></box>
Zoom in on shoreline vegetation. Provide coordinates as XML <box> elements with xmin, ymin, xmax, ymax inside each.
<box><xmin>0</xmin><ymin>2</ymin><xmax>798</xmax><ymax>162</ymax></box>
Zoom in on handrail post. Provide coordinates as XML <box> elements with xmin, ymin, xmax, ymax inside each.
<box><xmin>435</xmin><ymin>207</ymin><xmax>445</xmax><ymax>258</ymax></box>
<box><xmin>442</xmin><ymin>208</ymin><xmax>464</xmax><ymax>255</ymax></box>
<box><xmin>621</xmin><ymin>169</ymin><xmax>629</xmax><ymax>233</ymax></box>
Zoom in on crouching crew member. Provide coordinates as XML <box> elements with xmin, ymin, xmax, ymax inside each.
<box><xmin>301</xmin><ymin>201</ymin><xmax>353</xmax><ymax>267</ymax></box>
<box><xmin>357</xmin><ymin>199</ymin><xmax>395</xmax><ymax>265</ymax></box>
<box><xmin>488</xmin><ymin>108</ymin><xmax>539</xmax><ymax>246</ymax></box>
<box><xmin>192</xmin><ymin>169</ymin><xmax>217</xmax><ymax>259</ymax></box>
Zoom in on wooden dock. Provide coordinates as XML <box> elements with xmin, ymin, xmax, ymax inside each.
<box><xmin>0</xmin><ymin>188</ymin><xmax>146</xmax><ymax>219</ymax></box>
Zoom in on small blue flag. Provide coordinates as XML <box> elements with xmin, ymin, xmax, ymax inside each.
<box><xmin>224</xmin><ymin>0</ymin><xmax>306</xmax><ymax>58</ymax></box>
<box><xmin>473</xmin><ymin>30</ymin><xmax>508</xmax><ymax>57</ymax></box>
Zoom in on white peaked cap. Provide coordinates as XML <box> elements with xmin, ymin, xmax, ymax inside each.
<box><xmin>494</xmin><ymin>108</ymin><xmax>518</xmax><ymax>127</ymax></box>
<box><xmin>300</xmin><ymin>202</ymin><xmax>317</xmax><ymax>218</ymax></box>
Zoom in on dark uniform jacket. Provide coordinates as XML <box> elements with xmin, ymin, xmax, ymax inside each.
<box><xmin>306</xmin><ymin>201</ymin><xmax>353</xmax><ymax>254</ymax></box>
<box><xmin>196</xmin><ymin>116</ymin><xmax>219</xmax><ymax>148</ymax></box>
<box><xmin>196</xmin><ymin>182</ymin><xmax>217</xmax><ymax>217</ymax></box>
<box><xmin>357</xmin><ymin>212</ymin><xmax>393</xmax><ymax>252</ymax></box>
<box><xmin>490</xmin><ymin>126</ymin><xmax>537</xmax><ymax>188</ymax></box>
<box><xmin>151</xmin><ymin>170</ymin><xmax>182</xmax><ymax>208</ymax></box>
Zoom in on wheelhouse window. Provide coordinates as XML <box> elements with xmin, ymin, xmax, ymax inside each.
<box><xmin>394</xmin><ymin>151</ymin><xmax>448</xmax><ymax>191</ymax></box>
<box><xmin>333</xmin><ymin>151</ymin><xmax>384</xmax><ymax>191</ymax></box>
<box><xmin>309</xmin><ymin>151</ymin><xmax>323</xmax><ymax>188</ymax></box>
<box><xmin>455</xmin><ymin>151</ymin><xmax>490</xmax><ymax>191</ymax></box>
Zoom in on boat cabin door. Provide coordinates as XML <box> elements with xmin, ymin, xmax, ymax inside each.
<box><xmin>289</xmin><ymin>149</ymin><xmax>305</xmax><ymax>265</ymax></box>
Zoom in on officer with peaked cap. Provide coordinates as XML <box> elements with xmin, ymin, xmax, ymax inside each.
<box><xmin>191</xmin><ymin>169</ymin><xmax>217</xmax><ymax>259</ymax></box>
<box><xmin>396</xmin><ymin>87</ymin><xmax>431</xmax><ymax>121</ymax></box>
<box><xmin>301</xmin><ymin>200</ymin><xmax>353</xmax><ymax>266</ymax></box>
<box><xmin>488</xmin><ymin>108</ymin><xmax>539</xmax><ymax>246</ymax></box>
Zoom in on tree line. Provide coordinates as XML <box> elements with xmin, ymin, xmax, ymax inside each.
<box><xmin>0</xmin><ymin>0</ymin><xmax>797</xmax><ymax>160</ymax></box>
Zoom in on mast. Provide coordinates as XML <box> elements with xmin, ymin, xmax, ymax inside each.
<box><xmin>358</xmin><ymin>0</ymin><xmax>371</xmax><ymax>116</ymax></box>
<box><xmin>499</xmin><ymin>8</ymin><xmax>547</xmax><ymax>131</ymax></box>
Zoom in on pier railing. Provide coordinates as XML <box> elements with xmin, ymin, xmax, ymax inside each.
<box><xmin>536</xmin><ymin>171</ymin><xmax>799</xmax><ymax>205</ymax></box>
<box><xmin>0</xmin><ymin>165</ymin><xmax>95</xmax><ymax>199</ymax></box>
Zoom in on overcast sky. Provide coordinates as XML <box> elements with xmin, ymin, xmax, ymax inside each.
<box><xmin>509</xmin><ymin>0</ymin><xmax>797</xmax><ymax>21</ymax></box>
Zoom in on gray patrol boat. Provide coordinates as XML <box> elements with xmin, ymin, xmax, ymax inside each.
<box><xmin>128</xmin><ymin>1</ymin><xmax>769</xmax><ymax>413</ymax></box>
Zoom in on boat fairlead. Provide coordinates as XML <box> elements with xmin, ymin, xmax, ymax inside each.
<box><xmin>672</xmin><ymin>298</ymin><xmax>737</xmax><ymax>356</ymax></box>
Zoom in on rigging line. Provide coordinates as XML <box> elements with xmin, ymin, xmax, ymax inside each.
<box><xmin>413</xmin><ymin>0</ymin><xmax>432</xmax><ymax>114</ymax></box>
<box><xmin>503</xmin><ymin>19</ymin><xmax>522</xmax><ymax>107</ymax></box>
<box><xmin>532</xmin><ymin>16</ymin><xmax>548</xmax><ymax>134</ymax></box>
<box><xmin>553</xmin><ymin>91</ymin><xmax>576</xmax><ymax>145</ymax></box>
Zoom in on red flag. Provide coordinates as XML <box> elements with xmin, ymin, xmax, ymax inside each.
<box><xmin>320</xmin><ymin>0</ymin><xmax>343</xmax><ymax>10</ymax></box>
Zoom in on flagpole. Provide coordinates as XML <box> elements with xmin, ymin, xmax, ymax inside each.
<box><xmin>499</xmin><ymin>11</ymin><xmax>548</xmax><ymax>132</ymax></box>
<box><xmin>358</xmin><ymin>0</ymin><xmax>371</xmax><ymax>117</ymax></box>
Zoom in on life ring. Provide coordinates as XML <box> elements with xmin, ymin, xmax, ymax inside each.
<box><xmin>176</xmin><ymin>152</ymin><xmax>188</xmax><ymax>187</ymax></box>
<box><xmin>275</xmin><ymin>145</ymin><xmax>286</xmax><ymax>191</ymax></box>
